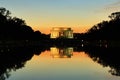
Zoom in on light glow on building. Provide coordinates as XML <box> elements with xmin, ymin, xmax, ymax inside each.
<box><xmin>50</xmin><ymin>27</ymin><xmax>73</xmax><ymax>39</ymax></box>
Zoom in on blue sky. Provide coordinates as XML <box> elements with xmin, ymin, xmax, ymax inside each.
<box><xmin>0</xmin><ymin>0</ymin><xmax>120</xmax><ymax>34</ymax></box>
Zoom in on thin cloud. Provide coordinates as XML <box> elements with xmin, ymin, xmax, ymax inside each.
<box><xmin>95</xmin><ymin>0</ymin><xmax>120</xmax><ymax>13</ymax></box>
<box><xmin>104</xmin><ymin>0</ymin><xmax>120</xmax><ymax>12</ymax></box>
<box><xmin>109</xmin><ymin>0</ymin><xmax>120</xmax><ymax>6</ymax></box>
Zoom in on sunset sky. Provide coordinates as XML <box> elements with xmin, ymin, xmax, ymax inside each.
<box><xmin>0</xmin><ymin>0</ymin><xmax>120</xmax><ymax>34</ymax></box>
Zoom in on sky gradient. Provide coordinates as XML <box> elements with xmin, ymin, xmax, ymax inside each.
<box><xmin>0</xmin><ymin>0</ymin><xmax>120</xmax><ymax>34</ymax></box>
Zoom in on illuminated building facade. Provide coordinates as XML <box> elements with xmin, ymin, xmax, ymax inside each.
<box><xmin>50</xmin><ymin>27</ymin><xmax>73</xmax><ymax>39</ymax></box>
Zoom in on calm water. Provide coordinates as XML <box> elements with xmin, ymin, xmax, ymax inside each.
<box><xmin>0</xmin><ymin>46</ymin><xmax>120</xmax><ymax>80</ymax></box>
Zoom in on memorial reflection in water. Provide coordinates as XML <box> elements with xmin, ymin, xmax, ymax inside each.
<box><xmin>50</xmin><ymin>47</ymin><xmax>73</xmax><ymax>58</ymax></box>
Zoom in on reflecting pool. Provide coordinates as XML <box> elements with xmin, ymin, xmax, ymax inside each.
<box><xmin>3</xmin><ymin>47</ymin><xmax>119</xmax><ymax>80</ymax></box>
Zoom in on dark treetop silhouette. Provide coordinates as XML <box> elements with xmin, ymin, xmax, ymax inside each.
<box><xmin>83</xmin><ymin>12</ymin><xmax>120</xmax><ymax>40</ymax></box>
<box><xmin>0</xmin><ymin>7</ymin><xmax>49</xmax><ymax>41</ymax></box>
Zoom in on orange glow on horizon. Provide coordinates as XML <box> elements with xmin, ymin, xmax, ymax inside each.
<box><xmin>26</xmin><ymin>13</ymin><xmax>108</xmax><ymax>34</ymax></box>
<box><xmin>32</xmin><ymin>26</ymin><xmax>91</xmax><ymax>34</ymax></box>
<box><xmin>23</xmin><ymin>8</ymin><xmax>110</xmax><ymax>35</ymax></box>
<box><xmin>33</xmin><ymin>51</ymin><xmax>89</xmax><ymax>59</ymax></box>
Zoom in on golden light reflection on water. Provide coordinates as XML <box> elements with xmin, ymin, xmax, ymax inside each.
<box><xmin>33</xmin><ymin>47</ymin><xmax>89</xmax><ymax>60</ymax></box>
<box><xmin>30</xmin><ymin>49</ymin><xmax>93</xmax><ymax>72</ymax></box>
<box><xmin>30</xmin><ymin>47</ymin><xmax>111</xmax><ymax>75</ymax></box>
<box><xmin>50</xmin><ymin>47</ymin><xmax>73</xmax><ymax>58</ymax></box>
<box><xmin>12</xmin><ymin>47</ymin><xmax>120</xmax><ymax>80</ymax></box>
<box><xmin>32</xmin><ymin>47</ymin><xmax>91</xmax><ymax>62</ymax></box>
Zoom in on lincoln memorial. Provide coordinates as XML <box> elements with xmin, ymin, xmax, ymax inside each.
<box><xmin>50</xmin><ymin>27</ymin><xmax>73</xmax><ymax>39</ymax></box>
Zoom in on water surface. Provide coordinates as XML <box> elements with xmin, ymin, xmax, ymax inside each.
<box><xmin>5</xmin><ymin>47</ymin><xmax>120</xmax><ymax>80</ymax></box>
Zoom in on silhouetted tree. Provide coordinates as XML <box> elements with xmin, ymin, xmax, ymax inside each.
<box><xmin>109</xmin><ymin>12</ymin><xmax>120</xmax><ymax>20</ymax></box>
<box><xmin>0</xmin><ymin>7</ymin><xmax>48</xmax><ymax>41</ymax></box>
<box><xmin>86</xmin><ymin>12</ymin><xmax>120</xmax><ymax>40</ymax></box>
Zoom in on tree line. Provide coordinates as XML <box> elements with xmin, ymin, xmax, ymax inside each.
<box><xmin>81</xmin><ymin>12</ymin><xmax>120</xmax><ymax>40</ymax></box>
<box><xmin>0</xmin><ymin>7</ymin><xmax>49</xmax><ymax>40</ymax></box>
<box><xmin>0</xmin><ymin>7</ymin><xmax>120</xmax><ymax>41</ymax></box>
